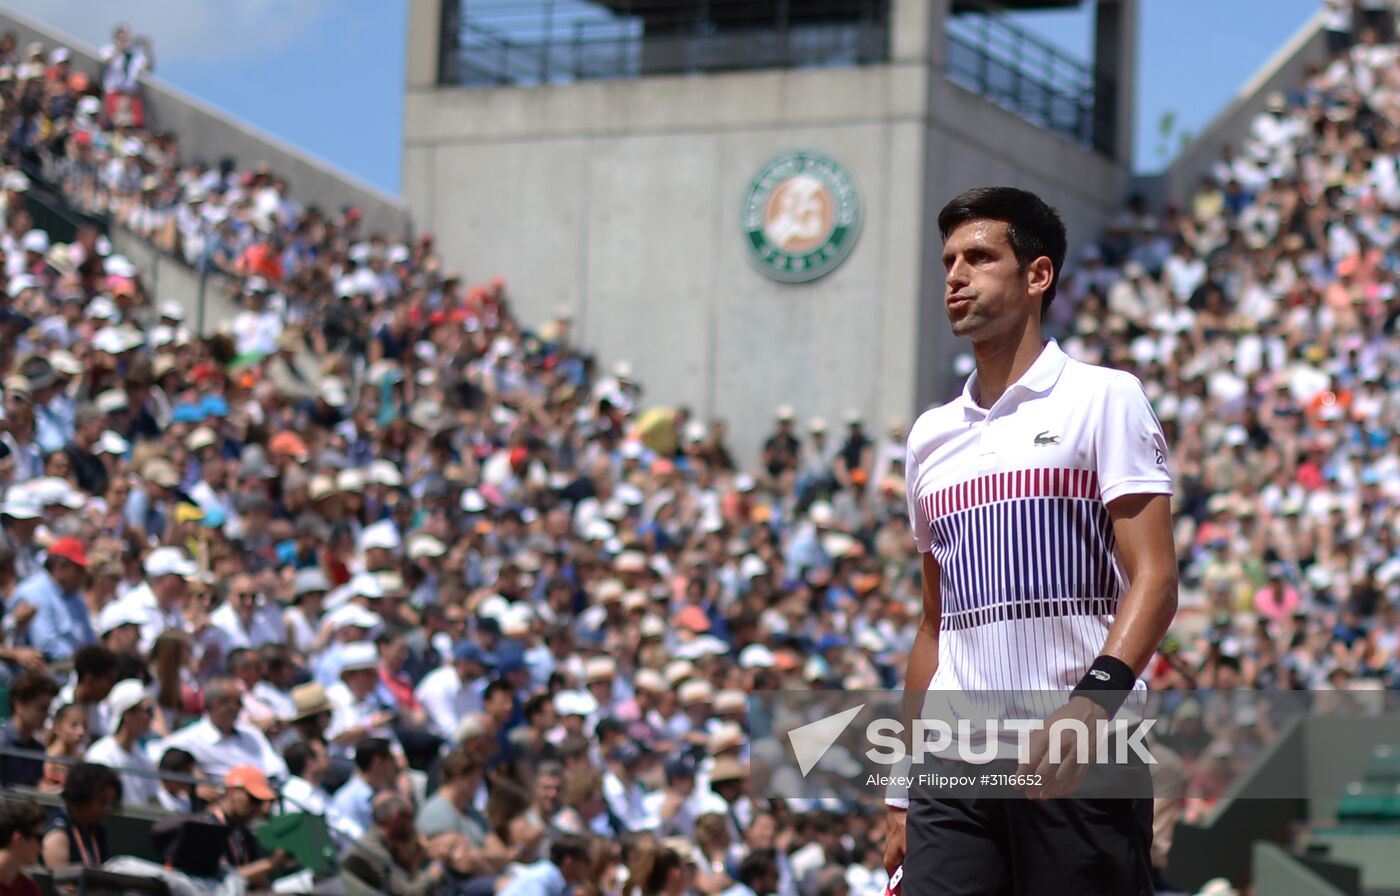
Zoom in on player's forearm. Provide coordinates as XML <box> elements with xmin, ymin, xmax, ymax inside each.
<box><xmin>1099</xmin><ymin>569</ymin><xmax>1178</xmax><ymax>676</ymax></box>
<box><xmin>901</xmin><ymin>624</ymin><xmax>939</xmax><ymax>720</ymax></box>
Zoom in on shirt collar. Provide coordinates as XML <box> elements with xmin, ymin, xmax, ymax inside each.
<box><xmin>959</xmin><ymin>340</ymin><xmax>1069</xmax><ymax>414</ymax></box>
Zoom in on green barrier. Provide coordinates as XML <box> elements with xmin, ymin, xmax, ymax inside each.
<box><xmin>256</xmin><ymin>812</ymin><xmax>338</xmax><ymax>876</ymax></box>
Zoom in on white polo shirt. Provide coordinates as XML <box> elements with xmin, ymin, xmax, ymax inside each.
<box><xmin>905</xmin><ymin>340</ymin><xmax>1172</xmax><ymax>697</ymax></box>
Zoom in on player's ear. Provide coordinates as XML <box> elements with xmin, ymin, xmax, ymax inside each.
<box><xmin>1025</xmin><ymin>255</ymin><xmax>1054</xmax><ymax>300</ymax></box>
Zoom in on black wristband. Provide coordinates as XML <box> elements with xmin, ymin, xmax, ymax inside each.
<box><xmin>1071</xmin><ymin>655</ymin><xmax>1136</xmax><ymax>717</ymax></box>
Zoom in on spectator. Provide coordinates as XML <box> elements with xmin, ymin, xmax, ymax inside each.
<box><xmin>83</xmin><ymin>679</ymin><xmax>159</xmax><ymax>807</ymax></box>
<box><xmin>154</xmin><ymin>747</ymin><xmax>198</xmax><ymax>814</ymax></box>
<box><xmin>498</xmin><ymin>833</ymin><xmax>594</xmax><ymax>896</ymax></box>
<box><xmin>330</xmin><ymin>736</ymin><xmax>397</xmax><ymax>842</ymax></box>
<box><xmin>40</xmin><ymin>762</ymin><xmax>120</xmax><ymax>870</ymax></box>
<box><xmin>0</xmin><ymin>800</ymin><xmax>46</xmax><ymax>896</ymax></box>
<box><xmin>210</xmin><ymin>572</ymin><xmax>285</xmax><ymax>652</ymax></box>
<box><xmin>415</xmin><ymin>640</ymin><xmax>492</xmax><ymax>741</ymax></box>
<box><xmin>40</xmin><ymin>705</ymin><xmax>87</xmax><ymax>793</ymax></box>
<box><xmin>147</xmin><ymin>629</ymin><xmax>196</xmax><ymax>737</ymax></box>
<box><xmin>0</xmin><ymin>671</ymin><xmax>57</xmax><ymax>787</ymax></box>
<box><xmin>340</xmin><ymin>793</ymin><xmax>462</xmax><ymax>896</ymax></box>
<box><xmin>55</xmin><ymin>645</ymin><xmax>119</xmax><ymax>743</ymax></box>
<box><xmin>724</xmin><ymin>852</ymin><xmax>780</xmax><ymax>896</ymax></box>
<box><xmin>13</xmin><ymin>537</ymin><xmax>93</xmax><ymax>662</ymax></box>
<box><xmin>207</xmin><ymin>765</ymin><xmax>294</xmax><ymax>889</ymax></box>
<box><xmin>99</xmin><ymin>25</ymin><xmax>153</xmax><ymax>128</ymax></box>
<box><xmin>122</xmin><ymin>546</ymin><xmax>198</xmax><ymax>655</ymax></box>
<box><xmin>152</xmin><ymin>675</ymin><xmax>287</xmax><ymax>781</ymax></box>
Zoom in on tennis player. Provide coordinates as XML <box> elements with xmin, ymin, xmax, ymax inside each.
<box><xmin>882</xmin><ymin>187</ymin><xmax>1178</xmax><ymax>895</ymax></box>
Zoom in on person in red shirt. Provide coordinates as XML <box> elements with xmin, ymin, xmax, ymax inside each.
<box><xmin>376</xmin><ymin>630</ymin><xmax>426</xmax><ymax>724</ymax></box>
<box><xmin>0</xmin><ymin>800</ymin><xmax>46</xmax><ymax>896</ymax></box>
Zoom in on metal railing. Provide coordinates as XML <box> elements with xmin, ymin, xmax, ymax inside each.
<box><xmin>0</xmin><ymin>743</ymin><xmax>223</xmax><ymax>795</ymax></box>
<box><xmin>943</xmin><ymin>1</ymin><xmax>1113</xmax><ymax>154</ymax></box>
<box><xmin>443</xmin><ymin>0</ymin><xmax>891</xmax><ymax>87</ymax></box>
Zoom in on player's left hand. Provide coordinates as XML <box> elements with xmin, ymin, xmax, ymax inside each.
<box><xmin>1017</xmin><ymin>695</ymin><xmax>1108</xmax><ymax>799</ymax></box>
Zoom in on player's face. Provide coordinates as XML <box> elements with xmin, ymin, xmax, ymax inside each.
<box><xmin>940</xmin><ymin>219</ymin><xmax>1040</xmax><ymax>343</ymax></box>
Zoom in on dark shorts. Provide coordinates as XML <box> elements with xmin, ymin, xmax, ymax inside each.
<box><xmin>904</xmin><ymin>750</ymin><xmax>1154</xmax><ymax>896</ymax></box>
<box><xmin>905</xmin><ymin>795</ymin><xmax>1154</xmax><ymax>896</ymax></box>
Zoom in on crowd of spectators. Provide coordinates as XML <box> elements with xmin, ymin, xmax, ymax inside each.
<box><xmin>0</xmin><ymin>4</ymin><xmax>1390</xmax><ymax>895</ymax></box>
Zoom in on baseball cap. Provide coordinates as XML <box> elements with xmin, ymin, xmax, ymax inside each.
<box><xmin>553</xmin><ymin>689</ymin><xmax>599</xmax><ymax>718</ymax></box>
<box><xmin>47</xmin><ymin>537</ymin><xmax>88</xmax><ymax>567</ymax></box>
<box><xmin>325</xmin><ymin>604</ymin><xmax>382</xmax><ymax>633</ymax></box>
<box><xmin>453</xmin><ymin>642</ymin><xmax>497</xmax><ymax>666</ymax></box>
<box><xmin>187</xmin><ymin>427</ymin><xmax>218</xmax><ymax>452</ymax></box>
<box><xmin>359</xmin><ymin>520</ymin><xmax>401</xmax><ymax>552</ymax></box>
<box><xmin>292</xmin><ymin>567</ymin><xmax>331</xmax><ymax>597</ymax></box>
<box><xmin>98</xmin><ymin>600</ymin><xmax>147</xmax><ymax>636</ymax></box>
<box><xmin>0</xmin><ymin>489</ymin><xmax>41</xmax><ymax>520</ymax></box>
<box><xmin>675</xmin><ymin>605</ymin><xmax>710</xmax><ymax>633</ymax></box>
<box><xmin>104</xmin><ymin>679</ymin><xmax>149</xmax><ymax>724</ymax></box>
<box><xmin>145</xmin><ymin>547</ymin><xmax>196</xmax><ymax>579</ymax></box>
<box><xmin>225</xmin><ymin>766</ymin><xmax>276</xmax><ymax>801</ymax></box>
<box><xmin>269</xmin><ymin>431</ymin><xmax>309</xmax><ymax>460</ymax></box>
<box><xmin>142</xmin><ymin>460</ymin><xmax>180</xmax><ymax>490</ymax></box>
<box><xmin>339</xmin><ymin>641</ymin><xmax>379</xmax><ymax>673</ymax></box>
<box><xmin>407</xmin><ymin>534</ymin><xmax>447</xmax><ymax>560</ymax></box>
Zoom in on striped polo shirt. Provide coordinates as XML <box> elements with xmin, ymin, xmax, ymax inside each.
<box><xmin>905</xmin><ymin>339</ymin><xmax>1172</xmax><ymax>698</ymax></box>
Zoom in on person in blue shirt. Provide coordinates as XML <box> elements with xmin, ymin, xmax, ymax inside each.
<box><xmin>498</xmin><ymin>834</ymin><xmax>592</xmax><ymax>896</ymax></box>
<box><xmin>13</xmin><ymin>537</ymin><xmax>94</xmax><ymax>662</ymax></box>
<box><xmin>330</xmin><ymin>737</ymin><xmax>398</xmax><ymax>841</ymax></box>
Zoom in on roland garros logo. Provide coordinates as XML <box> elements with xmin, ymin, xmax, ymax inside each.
<box><xmin>742</xmin><ymin>149</ymin><xmax>861</xmax><ymax>284</ymax></box>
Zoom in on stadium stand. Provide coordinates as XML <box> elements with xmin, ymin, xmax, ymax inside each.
<box><xmin>0</xmin><ymin>4</ymin><xmax>1395</xmax><ymax>896</ymax></box>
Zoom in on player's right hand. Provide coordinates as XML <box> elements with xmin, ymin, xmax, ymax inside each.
<box><xmin>883</xmin><ymin>808</ymin><xmax>907</xmax><ymax>875</ymax></box>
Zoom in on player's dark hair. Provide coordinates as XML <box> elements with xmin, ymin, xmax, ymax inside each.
<box><xmin>937</xmin><ymin>186</ymin><xmax>1068</xmax><ymax>318</ymax></box>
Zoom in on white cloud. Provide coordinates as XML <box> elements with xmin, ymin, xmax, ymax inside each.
<box><xmin>1</xmin><ymin>0</ymin><xmax>334</xmax><ymax>66</ymax></box>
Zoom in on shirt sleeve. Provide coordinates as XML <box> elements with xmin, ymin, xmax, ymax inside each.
<box><xmin>904</xmin><ymin>433</ymin><xmax>934</xmax><ymax>553</ymax></box>
<box><xmin>1095</xmin><ymin>373</ymin><xmax>1174</xmax><ymax>505</ymax></box>
<box><xmin>30</xmin><ymin>593</ymin><xmax>72</xmax><ymax>662</ymax></box>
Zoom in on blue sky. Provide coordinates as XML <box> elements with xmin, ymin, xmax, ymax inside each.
<box><xmin>6</xmin><ymin>0</ymin><xmax>1321</xmax><ymax>194</ymax></box>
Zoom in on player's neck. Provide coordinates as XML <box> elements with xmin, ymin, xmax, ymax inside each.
<box><xmin>971</xmin><ymin>326</ymin><xmax>1046</xmax><ymax>409</ymax></box>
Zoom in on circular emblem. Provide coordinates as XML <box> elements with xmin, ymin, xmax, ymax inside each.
<box><xmin>741</xmin><ymin>149</ymin><xmax>861</xmax><ymax>284</ymax></box>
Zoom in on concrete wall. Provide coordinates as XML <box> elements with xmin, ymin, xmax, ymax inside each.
<box><xmin>0</xmin><ymin>6</ymin><xmax>410</xmax><ymax>239</ymax></box>
<box><xmin>406</xmin><ymin>0</ymin><xmax>1129</xmax><ymax>459</ymax></box>
<box><xmin>1252</xmin><ymin>843</ymin><xmax>1357</xmax><ymax>896</ymax></box>
<box><xmin>107</xmin><ymin>230</ymin><xmax>240</xmax><ymax>338</ymax></box>
<box><xmin>1163</xmin><ymin>11</ymin><xmax>1326</xmax><ymax>202</ymax></box>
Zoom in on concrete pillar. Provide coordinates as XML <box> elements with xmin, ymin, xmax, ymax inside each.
<box><xmin>406</xmin><ymin>0</ymin><xmax>444</xmax><ymax>89</ymax></box>
<box><xmin>891</xmin><ymin>0</ymin><xmax>939</xmax><ymax>64</ymax></box>
<box><xmin>1093</xmin><ymin>0</ymin><xmax>1138</xmax><ymax>163</ymax></box>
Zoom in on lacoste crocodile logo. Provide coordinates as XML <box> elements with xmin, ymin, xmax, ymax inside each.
<box><xmin>1034</xmin><ymin>431</ymin><xmax>1060</xmax><ymax>447</ymax></box>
